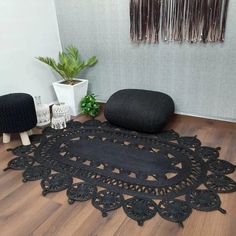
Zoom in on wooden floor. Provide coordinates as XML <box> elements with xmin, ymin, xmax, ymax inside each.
<box><xmin>0</xmin><ymin>112</ymin><xmax>236</xmax><ymax>236</ymax></box>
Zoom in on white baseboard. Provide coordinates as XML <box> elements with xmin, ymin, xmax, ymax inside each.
<box><xmin>175</xmin><ymin>111</ymin><xmax>236</xmax><ymax>123</ymax></box>
<box><xmin>98</xmin><ymin>99</ymin><xmax>236</xmax><ymax>123</ymax></box>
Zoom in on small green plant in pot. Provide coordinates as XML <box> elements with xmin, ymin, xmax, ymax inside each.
<box><xmin>80</xmin><ymin>94</ymin><xmax>100</xmax><ymax>118</ymax></box>
<box><xmin>36</xmin><ymin>46</ymin><xmax>98</xmax><ymax>116</ymax></box>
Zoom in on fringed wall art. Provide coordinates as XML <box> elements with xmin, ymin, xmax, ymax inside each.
<box><xmin>130</xmin><ymin>0</ymin><xmax>162</xmax><ymax>43</ymax></box>
<box><xmin>130</xmin><ymin>0</ymin><xmax>230</xmax><ymax>43</ymax></box>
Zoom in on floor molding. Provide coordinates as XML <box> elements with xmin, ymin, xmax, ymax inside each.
<box><xmin>98</xmin><ymin>100</ymin><xmax>236</xmax><ymax>124</ymax></box>
<box><xmin>175</xmin><ymin>112</ymin><xmax>236</xmax><ymax>124</ymax></box>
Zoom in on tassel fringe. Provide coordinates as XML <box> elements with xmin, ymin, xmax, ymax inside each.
<box><xmin>130</xmin><ymin>0</ymin><xmax>229</xmax><ymax>43</ymax></box>
<box><xmin>130</xmin><ymin>0</ymin><xmax>161</xmax><ymax>43</ymax></box>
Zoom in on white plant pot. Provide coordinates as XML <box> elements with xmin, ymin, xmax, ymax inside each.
<box><xmin>53</xmin><ymin>79</ymin><xmax>88</xmax><ymax>116</ymax></box>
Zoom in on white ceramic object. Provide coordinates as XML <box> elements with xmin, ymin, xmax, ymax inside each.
<box><xmin>34</xmin><ymin>96</ymin><xmax>50</xmax><ymax>127</ymax></box>
<box><xmin>51</xmin><ymin>116</ymin><xmax>66</xmax><ymax>130</ymax></box>
<box><xmin>52</xmin><ymin>103</ymin><xmax>71</xmax><ymax>122</ymax></box>
<box><xmin>53</xmin><ymin>79</ymin><xmax>88</xmax><ymax>116</ymax></box>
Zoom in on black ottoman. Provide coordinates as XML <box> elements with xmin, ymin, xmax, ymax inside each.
<box><xmin>104</xmin><ymin>89</ymin><xmax>174</xmax><ymax>133</ymax></box>
<box><xmin>0</xmin><ymin>93</ymin><xmax>37</xmax><ymax>145</ymax></box>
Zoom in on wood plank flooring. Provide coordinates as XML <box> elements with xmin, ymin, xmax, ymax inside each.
<box><xmin>0</xmin><ymin>112</ymin><xmax>236</xmax><ymax>236</ymax></box>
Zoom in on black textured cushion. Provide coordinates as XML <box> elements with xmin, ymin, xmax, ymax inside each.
<box><xmin>0</xmin><ymin>93</ymin><xmax>37</xmax><ymax>133</ymax></box>
<box><xmin>104</xmin><ymin>89</ymin><xmax>174</xmax><ymax>133</ymax></box>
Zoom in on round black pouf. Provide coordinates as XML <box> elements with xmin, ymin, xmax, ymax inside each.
<box><xmin>0</xmin><ymin>93</ymin><xmax>37</xmax><ymax>133</ymax></box>
<box><xmin>104</xmin><ymin>89</ymin><xmax>175</xmax><ymax>133</ymax></box>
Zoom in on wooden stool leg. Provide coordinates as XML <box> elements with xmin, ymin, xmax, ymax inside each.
<box><xmin>3</xmin><ymin>133</ymin><xmax>11</xmax><ymax>143</ymax></box>
<box><xmin>20</xmin><ymin>132</ymin><xmax>30</xmax><ymax>146</ymax></box>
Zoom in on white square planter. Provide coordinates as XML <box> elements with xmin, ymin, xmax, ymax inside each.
<box><xmin>53</xmin><ymin>79</ymin><xmax>88</xmax><ymax>116</ymax></box>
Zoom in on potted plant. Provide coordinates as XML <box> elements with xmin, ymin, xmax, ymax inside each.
<box><xmin>37</xmin><ymin>46</ymin><xmax>97</xmax><ymax>116</ymax></box>
<box><xmin>80</xmin><ymin>94</ymin><xmax>100</xmax><ymax>118</ymax></box>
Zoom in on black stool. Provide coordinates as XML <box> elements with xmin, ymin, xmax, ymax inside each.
<box><xmin>0</xmin><ymin>93</ymin><xmax>37</xmax><ymax>145</ymax></box>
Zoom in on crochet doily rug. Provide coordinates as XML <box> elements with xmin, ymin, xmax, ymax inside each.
<box><xmin>4</xmin><ymin>120</ymin><xmax>236</xmax><ymax>227</ymax></box>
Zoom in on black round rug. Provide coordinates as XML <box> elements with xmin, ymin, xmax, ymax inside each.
<box><xmin>4</xmin><ymin>120</ymin><xmax>236</xmax><ymax>227</ymax></box>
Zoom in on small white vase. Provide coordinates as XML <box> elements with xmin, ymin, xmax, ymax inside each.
<box><xmin>34</xmin><ymin>96</ymin><xmax>50</xmax><ymax>127</ymax></box>
<box><xmin>51</xmin><ymin>116</ymin><xmax>66</xmax><ymax>130</ymax></box>
<box><xmin>52</xmin><ymin>103</ymin><xmax>71</xmax><ymax>122</ymax></box>
<box><xmin>53</xmin><ymin>79</ymin><xmax>88</xmax><ymax>116</ymax></box>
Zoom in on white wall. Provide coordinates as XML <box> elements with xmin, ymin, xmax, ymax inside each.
<box><xmin>55</xmin><ymin>0</ymin><xmax>236</xmax><ymax>122</ymax></box>
<box><xmin>0</xmin><ymin>0</ymin><xmax>61</xmax><ymax>104</ymax></box>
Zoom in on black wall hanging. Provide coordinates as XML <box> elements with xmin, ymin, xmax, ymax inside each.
<box><xmin>130</xmin><ymin>0</ymin><xmax>229</xmax><ymax>43</ymax></box>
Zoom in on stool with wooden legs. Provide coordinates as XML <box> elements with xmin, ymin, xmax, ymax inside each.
<box><xmin>0</xmin><ymin>93</ymin><xmax>37</xmax><ymax>146</ymax></box>
<box><xmin>2</xmin><ymin>131</ymin><xmax>31</xmax><ymax>146</ymax></box>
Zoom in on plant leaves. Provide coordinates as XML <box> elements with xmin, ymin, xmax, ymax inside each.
<box><xmin>37</xmin><ymin>46</ymin><xmax>97</xmax><ymax>80</ymax></box>
<box><xmin>84</xmin><ymin>56</ymin><xmax>97</xmax><ymax>67</ymax></box>
<box><xmin>80</xmin><ymin>94</ymin><xmax>100</xmax><ymax>117</ymax></box>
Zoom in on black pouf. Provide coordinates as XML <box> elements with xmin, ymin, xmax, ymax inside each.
<box><xmin>104</xmin><ymin>89</ymin><xmax>175</xmax><ymax>133</ymax></box>
<box><xmin>0</xmin><ymin>93</ymin><xmax>37</xmax><ymax>133</ymax></box>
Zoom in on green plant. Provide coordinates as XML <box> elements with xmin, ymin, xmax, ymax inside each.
<box><xmin>80</xmin><ymin>94</ymin><xmax>100</xmax><ymax>117</ymax></box>
<box><xmin>36</xmin><ymin>46</ymin><xmax>97</xmax><ymax>81</ymax></box>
